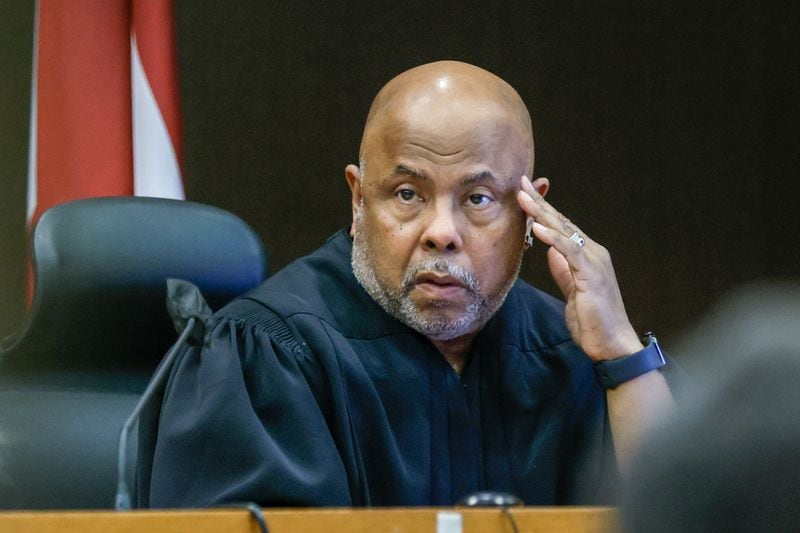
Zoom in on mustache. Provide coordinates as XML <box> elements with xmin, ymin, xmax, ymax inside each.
<box><xmin>401</xmin><ymin>259</ymin><xmax>479</xmax><ymax>294</ymax></box>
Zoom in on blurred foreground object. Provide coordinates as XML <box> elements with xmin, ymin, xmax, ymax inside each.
<box><xmin>622</xmin><ymin>282</ymin><xmax>800</xmax><ymax>533</ymax></box>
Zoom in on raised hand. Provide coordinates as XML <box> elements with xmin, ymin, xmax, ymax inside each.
<box><xmin>517</xmin><ymin>175</ymin><xmax>643</xmax><ymax>361</ymax></box>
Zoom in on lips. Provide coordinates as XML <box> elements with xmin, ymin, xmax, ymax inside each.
<box><xmin>413</xmin><ymin>272</ymin><xmax>468</xmax><ymax>299</ymax></box>
<box><xmin>416</xmin><ymin>273</ymin><xmax>466</xmax><ymax>287</ymax></box>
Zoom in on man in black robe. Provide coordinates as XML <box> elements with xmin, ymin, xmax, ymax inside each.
<box><xmin>144</xmin><ymin>61</ymin><xmax>673</xmax><ymax>507</ymax></box>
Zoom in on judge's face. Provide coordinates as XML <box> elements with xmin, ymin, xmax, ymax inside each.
<box><xmin>347</xmin><ymin>92</ymin><xmax>533</xmax><ymax>341</ymax></box>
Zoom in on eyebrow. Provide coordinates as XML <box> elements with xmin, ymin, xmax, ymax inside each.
<box><xmin>393</xmin><ymin>165</ymin><xmax>427</xmax><ymax>180</ymax></box>
<box><xmin>460</xmin><ymin>170</ymin><xmax>499</xmax><ymax>187</ymax></box>
<box><xmin>392</xmin><ymin>166</ymin><xmax>500</xmax><ymax>187</ymax></box>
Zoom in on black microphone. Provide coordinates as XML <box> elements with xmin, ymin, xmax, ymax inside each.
<box><xmin>457</xmin><ymin>491</ymin><xmax>523</xmax><ymax>533</ymax></box>
<box><xmin>114</xmin><ymin>279</ymin><xmax>212</xmax><ymax>510</ymax></box>
<box><xmin>457</xmin><ymin>491</ymin><xmax>523</xmax><ymax>507</ymax></box>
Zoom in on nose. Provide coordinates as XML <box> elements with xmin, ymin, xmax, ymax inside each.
<box><xmin>420</xmin><ymin>201</ymin><xmax>462</xmax><ymax>253</ymax></box>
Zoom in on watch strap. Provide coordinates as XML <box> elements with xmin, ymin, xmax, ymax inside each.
<box><xmin>593</xmin><ymin>332</ymin><xmax>666</xmax><ymax>389</ymax></box>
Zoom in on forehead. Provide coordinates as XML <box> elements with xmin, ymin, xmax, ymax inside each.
<box><xmin>367</xmin><ymin>98</ymin><xmax>532</xmax><ymax>179</ymax></box>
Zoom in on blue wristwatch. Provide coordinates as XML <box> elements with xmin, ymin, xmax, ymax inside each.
<box><xmin>593</xmin><ymin>332</ymin><xmax>666</xmax><ymax>389</ymax></box>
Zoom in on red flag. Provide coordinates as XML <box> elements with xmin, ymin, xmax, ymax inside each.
<box><xmin>26</xmin><ymin>0</ymin><xmax>184</xmax><ymax>300</ymax></box>
<box><xmin>27</xmin><ymin>0</ymin><xmax>184</xmax><ymax>228</ymax></box>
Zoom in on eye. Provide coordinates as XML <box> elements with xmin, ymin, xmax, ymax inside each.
<box><xmin>395</xmin><ymin>188</ymin><xmax>420</xmax><ymax>204</ymax></box>
<box><xmin>466</xmin><ymin>193</ymin><xmax>493</xmax><ymax>208</ymax></box>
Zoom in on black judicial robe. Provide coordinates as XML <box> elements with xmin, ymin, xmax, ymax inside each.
<box><xmin>145</xmin><ymin>230</ymin><xmax>615</xmax><ymax>507</ymax></box>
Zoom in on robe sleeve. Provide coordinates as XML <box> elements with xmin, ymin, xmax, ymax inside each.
<box><xmin>146</xmin><ymin>311</ymin><xmax>351</xmax><ymax>508</ymax></box>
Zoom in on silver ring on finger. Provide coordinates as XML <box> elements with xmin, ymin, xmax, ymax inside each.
<box><xmin>569</xmin><ymin>231</ymin><xmax>586</xmax><ymax>247</ymax></box>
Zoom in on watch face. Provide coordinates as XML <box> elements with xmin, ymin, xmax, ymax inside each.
<box><xmin>640</xmin><ymin>332</ymin><xmax>656</xmax><ymax>344</ymax></box>
<box><xmin>594</xmin><ymin>340</ymin><xmax>666</xmax><ymax>389</ymax></box>
<box><xmin>650</xmin><ymin>338</ymin><xmax>666</xmax><ymax>366</ymax></box>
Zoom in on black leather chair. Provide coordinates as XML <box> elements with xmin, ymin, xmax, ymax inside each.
<box><xmin>0</xmin><ymin>197</ymin><xmax>267</xmax><ymax>509</ymax></box>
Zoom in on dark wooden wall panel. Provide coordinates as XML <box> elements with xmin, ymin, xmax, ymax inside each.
<box><xmin>2</xmin><ymin>1</ymin><xmax>798</xmax><ymax>345</ymax></box>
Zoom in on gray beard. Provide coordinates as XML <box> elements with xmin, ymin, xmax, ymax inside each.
<box><xmin>350</xmin><ymin>210</ymin><xmax>521</xmax><ymax>341</ymax></box>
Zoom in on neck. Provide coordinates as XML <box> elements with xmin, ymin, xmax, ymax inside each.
<box><xmin>431</xmin><ymin>333</ymin><xmax>477</xmax><ymax>374</ymax></box>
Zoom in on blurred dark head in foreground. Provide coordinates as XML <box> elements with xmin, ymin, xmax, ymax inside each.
<box><xmin>622</xmin><ymin>282</ymin><xmax>800</xmax><ymax>533</ymax></box>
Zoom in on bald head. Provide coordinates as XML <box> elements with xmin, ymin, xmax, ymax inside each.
<box><xmin>360</xmin><ymin>61</ymin><xmax>534</xmax><ymax>176</ymax></box>
<box><xmin>345</xmin><ymin>62</ymin><xmax>540</xmax><ymax>347</ymax></box>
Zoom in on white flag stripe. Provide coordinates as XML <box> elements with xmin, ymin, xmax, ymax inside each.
<box><xmin>26</xmin><ymin>0</ymin><xmax>41</xmax><ymax>223</ymax></box>
<box><xmin>131</xmin><ymin>35</ymin><xmax>184</xmax><ymax>200</ymax></box>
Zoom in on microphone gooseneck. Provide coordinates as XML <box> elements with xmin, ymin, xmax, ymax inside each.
<box><xmin>115</xmin><ymin>316</ymin><xmax>196</xmax><ymax>511</ymax></box>
<box><xmin>115</xmin><ymin>278</ymin><xmax>213</xmax><ymax>511</ymax></box>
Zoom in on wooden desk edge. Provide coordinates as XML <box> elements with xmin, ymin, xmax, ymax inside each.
<box><xmin>0</xmin><ymin>506</ymin><xmax>618</xmax><ymax>533</ymax></box>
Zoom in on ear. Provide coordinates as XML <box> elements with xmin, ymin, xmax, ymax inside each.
<box><xmin>531</xmin><ymin>176</ymin><xmax>550</xmax><ymax>197</ymax></box>
<box><xmin>345</xmin><ymin>164</ymin><xmax>363</xmax><ymax>237</ymax></box>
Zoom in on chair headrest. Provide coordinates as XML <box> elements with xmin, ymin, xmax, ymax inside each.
<box><xmin>1</xmin><ymin>197</ymin><xmax>268</xmax><ymax>373</ymax></box>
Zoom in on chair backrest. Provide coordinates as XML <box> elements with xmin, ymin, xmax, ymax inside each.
<box><xmin>0</xmin><ymin>196</ymin><xmax>268</xmax><ymax>509</ymax></box>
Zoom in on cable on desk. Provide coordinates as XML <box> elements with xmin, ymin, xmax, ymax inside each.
<box><xmin>218</xmin><ymin>502</ymin><xmax>269</xmax><ymax>533</ymax></box>
<box><xmin>500</xmin><ymin>506</ymin><xmax>520</xmax><ymax>533</ymax></box>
